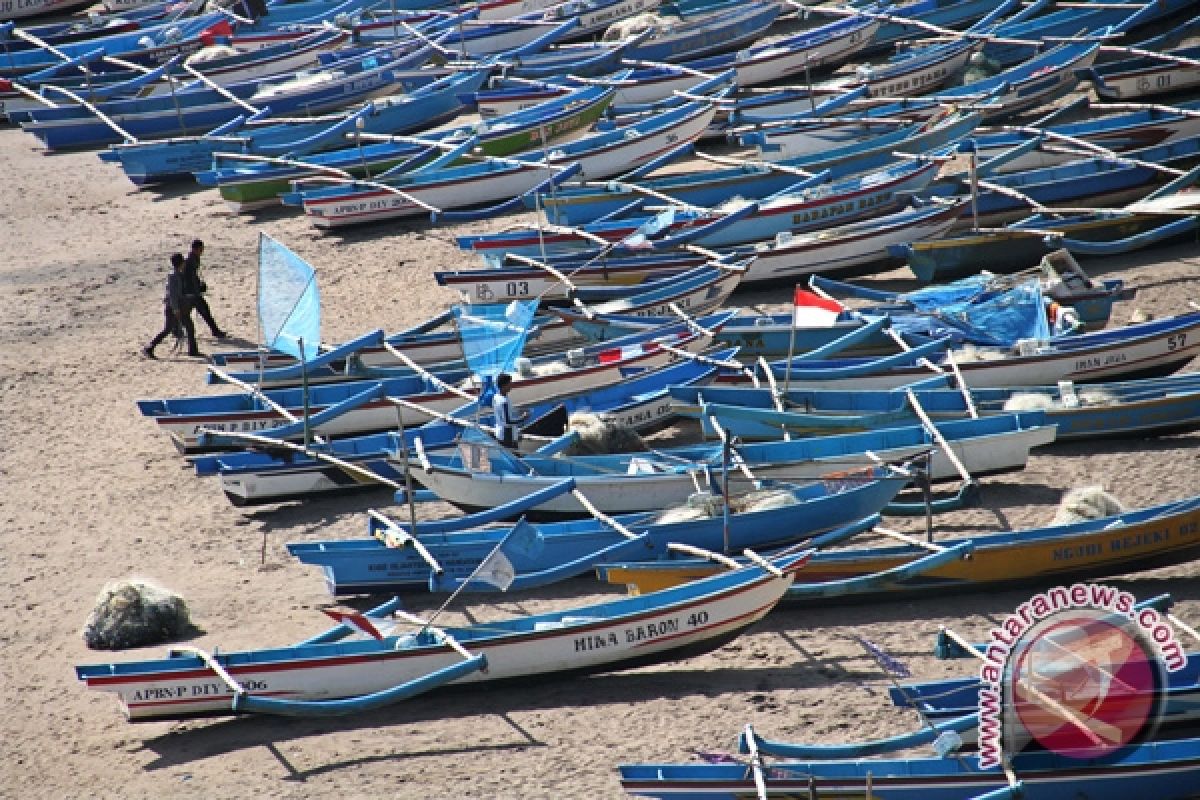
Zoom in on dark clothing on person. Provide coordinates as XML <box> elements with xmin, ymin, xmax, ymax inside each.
<box><xmin>146</xmin><ymin>270</ymin><xmax>199</xmax><ymax>357</ymax></box>
<box><xmin>183</xmin><ymin>249</ymin><xmax>226</xmax><ymax>338</ymax></box>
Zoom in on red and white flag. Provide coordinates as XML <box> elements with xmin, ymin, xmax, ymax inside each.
<box><xmin>792</xmin><ymin>288</ymin><xmax>843</xmax><ymax>327</ymax></box>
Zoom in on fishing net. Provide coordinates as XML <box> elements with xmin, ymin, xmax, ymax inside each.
<box><xmin>82</xmin><ymin>578</ymin><xmax>194</xmax><ymax>650</ymax></box>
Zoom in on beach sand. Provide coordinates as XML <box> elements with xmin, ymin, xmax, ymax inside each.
<box><xmin>3</xmin><ymin>122</ymin><xmax>1200</xmax><ymax>799</ymax></box>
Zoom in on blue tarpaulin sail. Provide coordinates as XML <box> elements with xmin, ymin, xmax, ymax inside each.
<box><xmin>258</xmin><ymin>232</ymin><xmax>320</xmax><ymax>362</ymax></box>
<box><xmin>452</xmin><ymin>300</ymin><xmax>538</xmax><ymax>403</ymax></box>
<box><xmin>889</xmin><ymin>277</ymin><xmax>1051</xmax><ymax>347</ymax></box>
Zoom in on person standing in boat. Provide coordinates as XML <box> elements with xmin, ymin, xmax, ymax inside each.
<box><xmin>183</xmin><ymin>239</ymin><xmax>228</xmax><ymax>340</ymax></box>
<box><xmin>143</xmin><ymin>253</ymin><xmax>200</xmax><ymax>359</ymax></box>
<box><xmin>492</xmin><ymin>373</ymin><xmax>527</xmax><ymax>448</ymax></box>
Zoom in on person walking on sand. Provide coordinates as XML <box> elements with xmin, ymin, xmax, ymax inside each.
<box><xmin>144</xmin><ymin>253</ymin><xmax>201</xmax><ymax>359</ymax></box>
<box><xmin>183</xmin><ymin>239</ymin><xmax>228</xmax><ymax>339</ymax></box>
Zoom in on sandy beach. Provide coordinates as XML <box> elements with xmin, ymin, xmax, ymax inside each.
<box><xmin>3</xmin><ymin>108</ymin><xmax>1200</xmax><ymax>800</ymax></box>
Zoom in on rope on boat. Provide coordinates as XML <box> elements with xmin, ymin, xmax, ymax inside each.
<box><xmin>666</xmin><ymin>542</ymin><xmax>742</xmax><ymax>570</ymax></box>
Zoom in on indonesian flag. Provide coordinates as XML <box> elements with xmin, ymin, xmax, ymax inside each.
<box><xmin>792</xmin><ymin>288</ymin><xmax>843</xmax><ymax>327</ymax></box>
<box><xmin>322</xmin><ymin>608</ymin><xmax>387</xmax><ymax>640</ymax></box>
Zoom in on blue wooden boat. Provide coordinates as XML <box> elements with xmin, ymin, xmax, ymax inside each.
<box><xmin>16</xmin><ymin>44</ymin><xmax>439</xmax><ymax>150</ymax></box>
<box><xmin>681</xmin><ymin>369</ymin><xmax>1200</xmax><ymax>442</ymax></box>
<box><xmin>0</xmin><ymin>11</ymin><xmax>231</xmax><ymax>77</ymax></box>
<box><xmin>978</xmin><ymin>1</ymin><xmax>1184</xmax><ymax>67</ymax></box>
<box><xmin>862</xmin><ymin>0</ymin><xmax>1009</xmax><ymax>52</ymax></box>
<box><xmin>676</xmin><ymin>14</ymin><xmax>879</xmax><ymax>89</ymax></box>
<box><xmin>198</xmin><ymin>77</ymin><xmax>622</xmax><ymax>211</ymax></box>
<box><xmin>212</xmin><ymin>260</ymin><xmax>733</xmax><ymax>373</ymax></box>
<box><xmin>923</xmin><ymin>38</ymin><xmax>1103</xmax><ymax>121</ymax></box>
<box><xmin>536</xmin><ymin>110</ymin><xmax>979</xmax><ymax>226</ymax></box>
<box><xmin>397</xmin><ymin>411</ymin><xmax>1056</xmax><ymax>516</ymax></box>
<box><xmin>897</xmin><ymin>163</ymin><xmax>1200</xmax><ymax>282</ymax></box>
<box><xmin>1082</xmin><ymin>41</ymin><xmax>1200</xmax><ymax>101</ymax></box>
<box><xmin>966</xmin><ymin>99</ymin><xmax>1200</xmax><ymax>175</ymax></box>
<box><xmin>754</xmin><ymin>311</ymin><xmax>1200</xmax><ymax>391</ymax></box>
<box><xmin>619</xmin><ymin>730</ymin><xmax>1200</xmax><ymax>797</ymax></box>
<box><xmin>566</xmin><ymin>311</ymin><xmax>899</xmax><ymax>359</ymax></box>
<box><xmin>921</xmin><ymin>135</ymin><xmax>1200</xmax><ymax>229</ymax></box>
<box><xmin>891</xmin><ymin>650</ymin><xmax>1200</xmax><ymax>742</ymax></box>
<box><xmin>620</xmin><ymin>0</ymin><xmax>781</xmax><ymax>63</ymax></box>
<box><xmin>211</xmin><ymin>261</ymin><xmax>739</xmax><ymax>388</ymax></box>
<box><xmin>725</xmin><ymin>38</ymin><xmax>980</xmax><ymax>127</ymax></box>
<box><xmin>462</xmin><ymin>158</ymin><xmax>944</xmax><ymax>258</ymax></box>
<box><xmin>0</xmin><ymin>26</ymin><xmax>352</xmax><ymax>123</ymax></box>
<box><xmin>74</xmin><ymin>549</ymin><xmax>810</xmax><ymax>721</ymax></box>
<box><xmin>195</xmin><ymin>346</ymin><xmax>736</xmax><ymax>506</ymax></box>
<box><xmin>810</xmin><ymin>266</ymin><xmax>1129</xmax><ymax>329</ymax></box>
<box><xmin>139</xmin><ymin>311</ymin><xmax>734</xmax><ymax>452</ymax></box>
<box><xmin>100</xmin><ymin>68</ymin><xmax>489</xmax><ymax>185</ymax></box>
<box><xmin>598</xmin><ymin>491</ymin><xmax>1200</xmax><ymax>599</ymax></box>
<box><xmin>287</xmin><ymin>466</ymin><xmax>908</xmax><ymax>594</ymax></box>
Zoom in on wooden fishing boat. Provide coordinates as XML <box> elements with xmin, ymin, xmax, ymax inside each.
<box><xmin>687</xmin><ymin>369</ymin><xmax>1200</xmax><ymax>442</ymax></box>
<box><xmin>598</xmin><ymin>493</ymin><xmax>1200</xmax><ymax>599</ymax></box>
<box><xmin>679</xmin><ymin>15</ymin><xmax>880</xmax><ymax>88</ymax></box>
<box><xmin>619</xmin><ymin>730</ymin><xmax>1200</xmax><ymax>798</ymax></box>
<box><xmin>537</xmin><ymin>110</ymin><xmax>978</xmax><ymax>225</ymax></box>
<box><xmin>720</xmin><ymin>199</ymin><xmax>965</xmax><ymax>284</ymax></box>
<box><xmin>195</xmin><ymin>348</ymin><xmax>736</xmax><ymax>506</ymax></box>
<box><xmin>17</xmin><ymin>45</ymin><xmax>439</xmax><ymax>150</ymax></box>
<box><xmin>0</xmin><ymin>27</ymin><xmax>352</xmax><ymax>122</ymax></box>
<box><xmin>287</xmin><ymin>467</ymin><xmax>908</xmax><ymax>594</ymax></box>
<box><xmin>898</xmin><ymin>182</ymin><xmax>1200</xmax><ymax>282</ymax></box>
<box><xmin>74</xmin><ymin>549</ymin><xmax>810</xmax><ymax>721</ymax></box>
<box><xmin>434</xmin><ymin>252</ymin><xmax>710</xmax><ymax>305</ymax></box>
<box><xmin>212</xmin><ymin>262</ymin><xmax>741</xmax><ymax>388</ymax></box>
<box><xmin>920</xmin><ymin>136</ymin><xmax>1200</xmax><ymax>230</ymax></box>
<box><xmin>811</xmin><ymin>258</ymin><xmax>1131</xmax><ymax>329</ymax></box>
<box><xmin>138</xmin><ymin>311</ymin><xmax>734</xmax><ymax>452</ymax></box>
<box><xmin>618</xmin><ymin>0</ymin><xmax>782</xmax><ymax>63</ymax></box>
<box><xmin>289</xmin><ymin>87</ymin><xmax>721</xmax><ymax>229</ymax></box>
<box><xmin>863</xmin><ymin>0</ymin><xmax>1007</xmax><ymax>53</ymax></box>
<box><xmin>753</xmin><ymin>311</ymin><xmax>1200</xmax><ymax>391</ymax></box>
<box><xmin>462</xmin><ymin>158</ymin><xmax>944</xmax><ymax>257</ymax></box>
<box><xmin>395</xmin><ymin>412</ymin><xmax>1057</xmax><ymax>516</ymax></box>
<box><xmin>924</xmin><ymin>38</ymin><xmax>1102</xmax><ymax>121</ymax></box>
<box><xmin>891</xmin><ymin>650</ymin><xmax>1200</xmax><ymax>743</ymax></box>
<box><xmin>212</xmin><ymin>261</ymin><xmax>734</xmax><ymax>374</ymax></box>
<box><xmin>0</xmin><ymin>11</ymin><xmax>232</xmax><ymax>78</ymax></box>
<box><xmin>1081</xmin><ymin>43</ymin><xmax>1200</xmax><ymax>101</ymax></box>
<box><xmin>966</xmin><ymin>99</ymin><xmax>1200</xmax><ymax>175</ymax></box>
<box><xmin>102</xmin><ymin>68</ymin><xmax>489</xmax><ymax>186</ymax></box>
<box><xmin>199</xmin><ymin>78</ymin><xmax>618</xmax><ymax>211</ymax></box>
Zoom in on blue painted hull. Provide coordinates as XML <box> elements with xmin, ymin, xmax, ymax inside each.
<box><xmin>108</xmin><ymin>70</ymin><xmax>487</xmax><ymax>185</ymax></box>
<box><xmin>19</xmin><ymin>48</ymin><xmax>434</xmax><ymax>150</ymax></box>
<box><xmin>620</xmin><ymin>735</ymin><xmax>1200</xmax><ymax>798</ymax></box>
<box><xmin>538</xmin><ymin>112</ymin><xmax>978</xmax><ymax>225</ymax></box>
<box><xmin>288</xmin><ymin>473</ymin><xmax>905</xmax><ymax>594</ymax></box>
